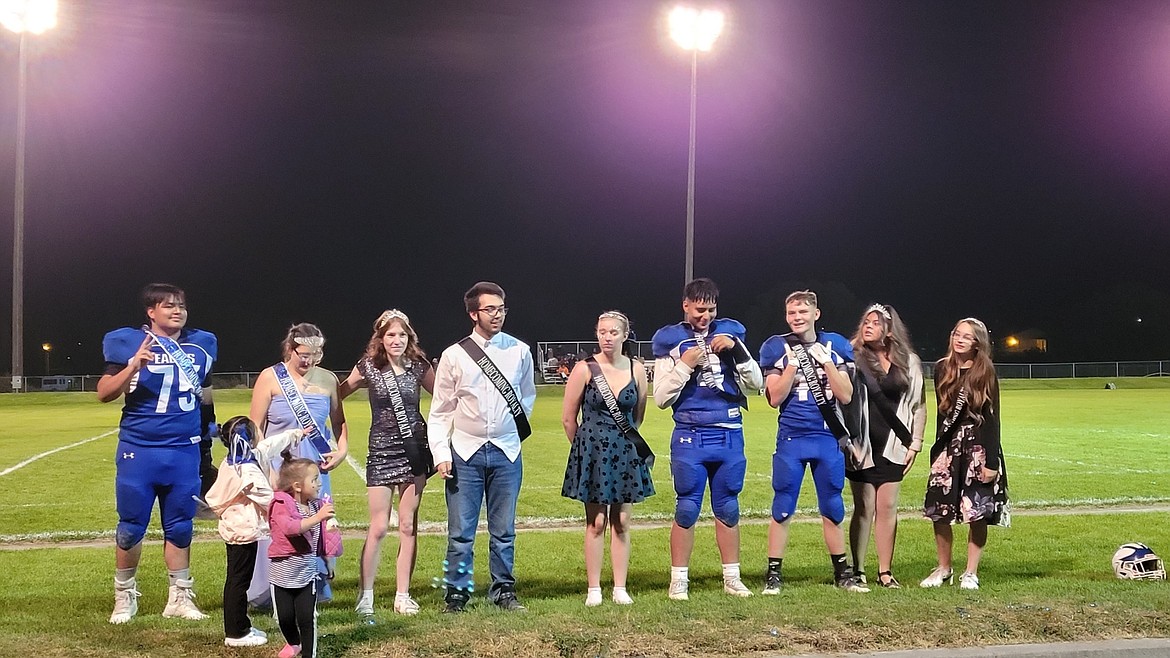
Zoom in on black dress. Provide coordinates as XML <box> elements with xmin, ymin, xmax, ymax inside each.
<box><xmin>358</xmin><ymin>357</ymin><xmax>434</xmax><ymax>486</ymax></box>
<box><xmin>923</xmin><ymin>372</ymin><xmax>1009</xmax><ymax>525</ymax></box>
<box><xmin>561</xmin><ymin>373</ymin><xmax>655</xmax><ymax>505</ymax></box>
<box><xmin>847</xmin><ymin>363</ymin><xmax>912</xmax><ymax>485</ymax></box>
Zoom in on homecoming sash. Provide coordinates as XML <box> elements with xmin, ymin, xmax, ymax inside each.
<box><xmin>938</xmin><ymin>387</ymin><xmax>967</xmax><ymax>438</ymax></box>
<box><xmin>784</xmin><ymin>334</ymin><xmax>854</xmax><ymax>451</ymax></box>
<box><xmin>692</xmin><ymin>331</ymin><xmax>749</xmax><ymax>408</ymax></box>
<box><xmin>857</xmin><ymin>365</ymin><xmax>914</xmax><ymax>448</ymax></box>
<box><xmin>273</xmin><ymin>362</ymin><xmax>334</xmax><ymax>455</ymax></box>
<box><xmin>458</xmin><ymin>337</ymin><xmax>532</xmax><ymax>441</ymax></box>
<box><xmin>141</xmin><ymin>325</ymin><xmax>204</xmax><ymax>402</ymax></box>
<box><xmin>585</xmin><ymin>357</ymin><xmax>655</xmax><ymax>469</ymax></box>
<box><xmin>361</xmin><ymin>360</ymin><xmax>414</xmax><ymax>443</ymax></box>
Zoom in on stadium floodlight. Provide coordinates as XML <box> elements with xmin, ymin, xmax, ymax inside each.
<box><xmin>4</xmin><ymin>0</ymin><xmax>58</xmax><ymax>392</ymax></box>
<box><xmin>668</xmin><ymin>6</ymin><xmax>724</xmax><ymax>53</ymax></box>
<box><xmin>666</xmin><ymin>5</ymin><xmax>725</xmax><ymax>284</ymax></box>
<box><xmin>1</xmin><ymin>0</ymin><xmax>58</xmax><ymax>34</ymax></box>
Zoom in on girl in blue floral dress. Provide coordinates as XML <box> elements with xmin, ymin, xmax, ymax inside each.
<box><xmin>561</xmin><ymin>311</ymin><xmax>653</xmax><ymax>607</ymax></box>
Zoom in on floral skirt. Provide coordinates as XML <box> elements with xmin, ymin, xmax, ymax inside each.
<box><xmin>923</xmin><ymin>422</ymin><xmax>1009</xmax><ymax>526</ymax></box>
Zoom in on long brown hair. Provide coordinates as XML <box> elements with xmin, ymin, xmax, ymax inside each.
<box><xmin>850</xmin><ymin>303</ymin><xmax>916</xmax><ymax>388</ymax></box>
<box><xmin>935</xmin><ymin>317</ymin><xmax>997</xmax><ymax>424</ymax></box>
<box><xmin>365</xmin><ymin>310</ymin><xmax>427</xmax><ymax>370</ymax></box>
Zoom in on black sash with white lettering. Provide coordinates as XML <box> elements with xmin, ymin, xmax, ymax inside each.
<box><xmin>692</xmin><ymin>331</ymin><xmax>748</xmax><ymax>408</ymax></box>
<box><xmin>857</xmin><ymin>365</ymin><xmax>914</xmax><ymax>448</ymax></box>
<box><xmin>938</xmin><ymin>386</ymin><xmax>967</xmax><ymax>439</ymax></box>
<box><xmin>273</xmin><ymin>362</ymin><xmax>334</xmax><ymax>455</ymax></box>
<box><xmin>360</xmin><ymin>358</ymin><xmax>433</xmax><ymax>474</ymax></box>
<box><xmin>458</xmin><ymin>337</ymin><xmax>531</xmax><ymax>441</ymax></box>
<box><xmin>784</xmin><ymin>334</ymin><xmax>852</xmax><ymax>448</ymax></box>
<box><xmin>142</xmin><ymin>325</ymin><xmax>204</xmax><ymax>402</ymax></box>
<box><xmin>585</xmin><ymin>357</ymin><xmax>654</xmax><ymax>469</ymax></box>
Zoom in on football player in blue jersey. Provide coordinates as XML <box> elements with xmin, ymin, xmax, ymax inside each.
<box><xmin>758</xmin><ymin>290</ymin><xmax>867</xmax><ymax>594</ymax></box>
<box><xmin>97</xmin><ymin>283</ymin><xmax>218</xmax><ymax>624</ymax></box>
<box><xmin>652</xmin><ymin>278</ymin><xmax>763</xmax><ymax>600</ymax></box>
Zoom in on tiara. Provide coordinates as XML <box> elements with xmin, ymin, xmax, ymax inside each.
<box><xmin>960</xmin><ymin>317</ymin><xmax>988</xmax><ymax>332</ymax></box>
<box><xmin>599</xmin><ymin>310</ymin><xmax>629</xmax><ymax>324</ymax></box>
<box><xmin>865</xmin><ymin>303</ymin><xmax>892</xmax><ymax>320</ymax></box>
<box><xmin>293</xmin><ymin>336</ymin><xmax>325</xmax><ymax>349</ymax></box>
<box><xmin>375</xmin><ymin>309</ymin><xmax>410</xmax><ymax>330</ymax></box>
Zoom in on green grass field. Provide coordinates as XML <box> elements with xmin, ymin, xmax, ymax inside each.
<box><xmin>2</xmin><ymin>378</ymin><xmax>1170</xmax><ymax>656</ymax></box>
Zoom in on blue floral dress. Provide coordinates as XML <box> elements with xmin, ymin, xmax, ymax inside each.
<box><xmin>562</xmin><ymin>374</ymin><xmax>655</xmax><ymax>504</ymax></box>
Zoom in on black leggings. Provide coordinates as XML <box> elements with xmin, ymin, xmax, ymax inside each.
<box><xmin>273</xmin><ymin>582</ymin><xmax>317</xmax><ymax>657</ymax></box>
<box><xmin>224</xmin><ymin>543</ymin><xmax>258</xmax><ymax>639</ymax></box>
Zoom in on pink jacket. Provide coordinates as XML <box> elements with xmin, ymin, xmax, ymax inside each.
<box><xmin>268</xmin><ymin>491</ymin><xmax>318</xmax><ymax>559</ymax></box>
<box><xmin>267</xmin><ymin>491</ymin><xmax>342</xmax><ymax>559</ymax></box>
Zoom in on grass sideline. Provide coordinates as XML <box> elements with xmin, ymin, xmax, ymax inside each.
<box><xmin>1</xmin><ymin>378</ymin><xmax>1170</xmax><ymax>656</ymax></box>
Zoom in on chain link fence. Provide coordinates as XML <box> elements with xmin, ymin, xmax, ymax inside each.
<box><xmin>3</xmin><ymin>359</ymin><xmax>1169</xmax><ymax>392</ymax></box>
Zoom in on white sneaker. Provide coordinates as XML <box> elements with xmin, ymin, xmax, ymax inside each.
<box><xmin>959</xmin><ymin>572</ymin><xmax>980</xmax><ymax>590</ymax></box>
<box><xmin>109</xmin><ymin>583</ymin><xmax>140</xmax><ymax>624</ymax></box>
<box><xmin>224</xmin><ymin>628</ymin><xmax>268</xmax><ymax>647</ymax></box>
<box><xmin>585</xmin><ymin>588</ymin><xmax>603</xmax><ymax>607</ymax></box>
<box><xmin>723</xmin><ymin>576</ymin><xmax>753</xmax><ymax>597</ymax></box>
<box><xmin>611</xmin><ymin>588</ymin><xmax>633</xmax><ymax>605</ymax></box>
<box><xmin>355</xmin><ymin>592</ymin><xmax>374</xmax><ymax>616</ymax></box>
<box><xmin>668</xmin><ymin>579</ymin><xmax>689</xmax><ymax>601</ymax></box>
<box><xmin>162</xmin><ymin>578</ymin><xmax>208</xmax><ymax>620</ymax></box>
<box><xmin>919</xmin><ymin>567</ymin><xmax>954</xmax><ymax>588</ymax></box>
<box><xmin>249</xmin><ymin>627</ymin><xmax>267</xmax><ymax>638</ymax></box>
<box><xmin>393</xmin><ymin>593</ymin><xmax>420</xmax><ymax>616</ymax></box>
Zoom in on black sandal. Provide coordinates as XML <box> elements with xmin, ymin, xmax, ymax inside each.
<box><xmin>878</xmin><ymin>571</ymin><xmax>901</xmax><ymax>589</ymax></box>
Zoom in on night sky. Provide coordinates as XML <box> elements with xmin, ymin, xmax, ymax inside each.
<box><xmin>1</xmin><ymin>0</ymin><xmax>1169</xmax><ymax>376</ymax></box>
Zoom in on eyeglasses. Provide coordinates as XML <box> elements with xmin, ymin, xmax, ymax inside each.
<box><xmin>950</xmin><ymin>331</ymin><xmax>976</xmax><ymax>343</ymax></box>
<box><xmin>476</xmin><ymin>306</ymin><xmax>509</xmax><ymax>317</ymax></box>
<box><xmin>294</xmin><ymin>349</ymin><xmax>323</xmax><ymax>360</ymax></box>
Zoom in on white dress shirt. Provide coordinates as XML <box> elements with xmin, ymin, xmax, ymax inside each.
<box><xmin>427</xmin><ymin>331</ymin><xmax>537</xmax><ymax>464</ymax></box>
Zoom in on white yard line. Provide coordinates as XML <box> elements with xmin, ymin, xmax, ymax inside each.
<box><xmin>0</xmin><ymin>430</ymin><xmax>118</xmax><ymax>477</ymax></box>
<box><xmin>1005</xmin><ymin>452</ymin><xmax>1166</xmax><ymax>475</ymax></box>
<box><xmin>344</xmin><ymin>455</ymin><xmax>367</xmax><ymax>483</ymax></box>
<box><xmin>7</xmin><ymin>502</ymin><xmax>1170</xmax><ymax>548</ymax></box>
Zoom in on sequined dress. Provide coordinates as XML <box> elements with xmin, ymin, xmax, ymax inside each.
<box><xmin>358</xmin><ymin>357</ymin><xmax>433</xmax><ymax>486</ymax></box>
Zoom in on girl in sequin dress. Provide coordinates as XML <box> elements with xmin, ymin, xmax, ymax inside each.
<box><xmin>341</xmin><ymin>310</ymin><xmax>435</xmax><ymax>616</ymax></box>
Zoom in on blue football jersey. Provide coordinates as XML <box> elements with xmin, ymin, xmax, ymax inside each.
<box><xmin>759</xmin><ymin>331</ymin><xmax>853</xmax><ymax>436</ymax></box>
<box><xmin>103</xmin><ymin>327</ymin><xmax>217</xmax><ymax>447</ymax></box>
<box><xmin>652</xmin><ymin>318</ymin><xmax>749</xmax><ymax>426</ymax></box>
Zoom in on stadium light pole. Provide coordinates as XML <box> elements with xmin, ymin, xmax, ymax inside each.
<box><xmin>668</xmin><ymin>5</ymin><xmax>724</xmax><ymax>285</ymax></box>
<box><xmin>2</xmin><ymin>0</ymin><xmax>57</xmax><ymax>393</ymax></box>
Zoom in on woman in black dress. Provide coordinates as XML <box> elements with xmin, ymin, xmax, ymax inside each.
<box><xmin>340</xmin><ymin>310</ymin><xmax>435</xmax><ymax>616</ymax></box>
<box><xmin>561</xmin><ymin>311</ymin><xmax>652</xmax><ymax>607</ymax></box>
<box><xmin>921</xmin><ymin>317</ymin><xmax>1008</xmax><ymax>591</ymax></box>
<box><xmin>846</xmin><ymin>304</ymin><xmax>926</xmax><ymax>588</ymax></box>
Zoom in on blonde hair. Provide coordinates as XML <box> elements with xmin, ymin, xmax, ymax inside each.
<box><xmin>785</xmin><ymin>290</ymin><xmax>818</xmax><ymax>308</ymax></box>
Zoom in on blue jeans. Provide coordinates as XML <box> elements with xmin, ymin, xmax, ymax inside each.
<box><xmin>444</xmin><ymin>442</ymin><xmax>523</xmax><ymax>601</ymax></box>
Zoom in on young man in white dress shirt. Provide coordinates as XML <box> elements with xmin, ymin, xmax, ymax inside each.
<box><xmin>428</xmin><ymin>281</ymin><xmax>537</xmax><ymax>613</ymax></box>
